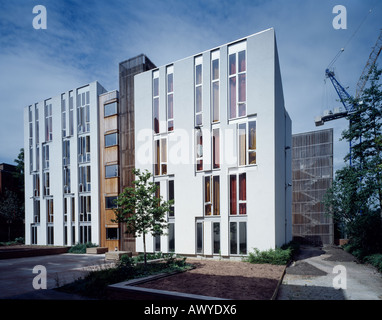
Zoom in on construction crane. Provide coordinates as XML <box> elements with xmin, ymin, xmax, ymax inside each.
<box><xmin>315</xmin><ymin>29</ymin><xmax>382</xmax><ymax>127</ymax></box>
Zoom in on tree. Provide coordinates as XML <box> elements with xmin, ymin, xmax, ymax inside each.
<box><xmin>113</xmin><ymin>169</ymin><xmax>173</xmax><ymax>266</ymax></box>
<box><xmin>324</xmin><ymin>66</ymin><xmax>382</xmax><ymax>252</ymax></box>
<box><xmin>0</xmin><ymin>189</ymin><xmax>24</xmax><ymax>241</ymax></box>
<box><xmin>13</xmin><ymin>148</ymin><xmax>24</xmax><ymax>197</ymax></box>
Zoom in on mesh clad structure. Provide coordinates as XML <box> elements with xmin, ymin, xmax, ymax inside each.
<box><xmin>292</xmin><ymin>129</ymin><xmax>334</xmax><ymax>245</ymax></box>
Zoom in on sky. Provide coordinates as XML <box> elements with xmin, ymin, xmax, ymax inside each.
<box><xmin>0</xmin><ymin>0</ymin><xmax>381</xmax><ymax>171</ymax></box>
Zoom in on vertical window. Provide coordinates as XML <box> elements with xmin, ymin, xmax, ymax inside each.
<box><xmin>33</xmin><ymin>199</ymin><xmax>40</xmax><ymax>223</ymax></box>
<box><xmin>167</xmin><ymin>65</ymin><xmax>174</xmax><ymax>132</ymax></box>
<box><xmin>230</xmin><ymin>221</ymin><xmax>247</xmax><ymax>255</ymax></box>
<box><xmin>230</xmin><ymin>173</ymin><xmax>246</xmax><ymax>215</ymax></box>
<box><xmin>168</xmin><ymin>223</ymin><xmax>175</xmax><ymax>252</ymax></box>
<box><xmin>63</xmin><ymin>166</ymin><xmax>71</xmax><ymax>194</ymax></box>
<box><xmin>204</xmin><ymin>175</ymin><xmax>220</xmax><ymax>216</ymax></box>
<box><xmin>43</xmin><ymin>172</ymin><xmax>50</xmax><ymax>196</ymax></box>
<box><xmin>35</xmin><ymin>145</ymin><xmax>40</xmax><ymax>172</ymax></box>
<box><xmin>154</xmin><ymin>138</ymin><xmax>167</xmax><ymax>176</ymax></box>
<box><xmin>77</xmin><ymin>90</ymin><xmax>90</xmax><ymax>134</ymax></box>
<box><xmin>196</xmin><ymin>129</ymin><xmax>203</xmax><ymax>171</ymax></box>
<box><xmin>29</xmin><ymin>106</ymin><xmax>33</xmax><ymax>172</ymax></box>
<box><xmin>238</xmin><ymin>119</ymin><xmax>257</xmax><ymax>166</ymax></box>
<box><xmin>31</xmin><ymin>225</ymin><xmax>38</xmax><ymax>245</ymax></box>
<box><xmin>42</xmin><ymin>144</ymin><xmax>49</xmax><ymax>169</ymax></box>
<box><xmin>213</xmin><ymin>222</ymin><xmax>220</xmax><ymax>254</ymax></box>
<box><xmin>228</xmin><ymin>42</ymin><xmax>246</xmax><ymax>119</ymax></box>
<box><xmin>47</xmin><ymin>226</ymin><xmax>54</xmax><ymax>245</ymax></box>
<box><xmin>33</xmin><ymin>173</ymin><xmax>40</xmax><ymax>197</ymax></box>
<box><xmin>211</xmin><ymin>50</ymin><xmax>220</xmax><ymax>123</ymax></box>
<box><xmin>45</xmin><ymin>102</ymin><xmax>52</xmax><ymax>142</ymax></box>
<box><xmin>47</xmin><ymin>198</ymin><xmax>54</xmax><ymax>223</ymax></box>
<box><xmin>79</xmin><ymin>165</ymin><xmax>91</xmax><ymax>192</ymax></box>
<box><xmin>35</xmin><ymin>104</ymin><xmax>39</xmax><ymax>144</ymax></box>
<box><xmin>69</xmin><ymin>91</ymin><xmax>74</xmax><ymax>136</ymax></box>
<box><xmin>168</xmin><ymin>180</ymin><xmax>174</xmax><ymax>217</ymax></box>
<box><xmin>63</xmin><ymin>140</ymin><xmax>70</xmax><ymax>166</ymax></box>
<box><xmin>196</xmin><ymin>222</ymin><xmax>203</xmax><ymax>254</ymax></box>
<box><xmin>79</xmin><ymin>195</ymin><xmax>91</xmax><ymax>221</ymax></box>
<box><xmin>62</xmin><ymin>94</ymin><xmax>66</xmax><ymax>137</ymax></box>
<box><xmin>212</xmin><ymin>128</ymin><xmax>220</xmax><ymax>169</ymax></box>
<box><xmin>195</xmin><ymin>56</ymin><xmax>203</xmax><ymax>126</ymax></box>
<box><xmin>153</xmin><ymin>71</ymin><xmax>159</xmax><ymax>134</ymax></box>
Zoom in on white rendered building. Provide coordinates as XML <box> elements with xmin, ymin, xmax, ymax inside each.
<box><xmin>134</xmin><ymin>28</ymin><xmax>292</xmax><ymax>257</ymax></box>
<box><xmin>24</xmin><ymin>81</ymin><xmax>107</xmax><ymax>246</ymax></box>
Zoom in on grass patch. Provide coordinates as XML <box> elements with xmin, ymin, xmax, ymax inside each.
<box><xmin>57</xmin><ymin>255</ymin><xmax>192</xmax><ymax>299</ymax></box>
<box><xmin>245</xmin><ymin>241</ymin><xmax>299</xmax><ymax>265</ymax></box>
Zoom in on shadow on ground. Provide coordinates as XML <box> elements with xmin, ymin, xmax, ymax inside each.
<box><xmin>277</xmin><ymin>284</ymin><xmax>346</xmax><ymax>300</ymax></box>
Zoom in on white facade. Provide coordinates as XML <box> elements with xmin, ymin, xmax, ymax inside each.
<box><xmin>24</xmin><ymin>81</ymin><xmax>107</xmax><ymax>246</ymax></box>
<box><xmin>134</xmin><ymin>28</ymin><xmax>292</xmax><ymax>256</ymax></box>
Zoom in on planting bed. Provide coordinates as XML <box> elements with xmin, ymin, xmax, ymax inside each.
<box><xmin>135</xmin><ymin>259</ymin><xmax>286</xmax><ymax>300</ymax></box>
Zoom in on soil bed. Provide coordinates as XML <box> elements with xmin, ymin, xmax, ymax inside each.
<box><xmin>137</xmin><ymin>259</ymin><xmax>285</xmax><ymax>300</ymax></box>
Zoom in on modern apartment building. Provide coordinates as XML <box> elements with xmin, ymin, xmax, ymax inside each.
<box><xmin>24</xmin><ymin>81</ymin><xmax>107</xmax><ymax>246</ymax></box>
<box><xmin>24</xmin><ymin>28</ymin><xmax>292</xmax><ymax>256</ymax></box>
<box><xmin>134</xmin><ymin>28</ymin><xmax>292</xmax><ymax>256</ymax></box>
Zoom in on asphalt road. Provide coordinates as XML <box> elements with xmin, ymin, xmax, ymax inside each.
<box><xmin>0</xmin><ymin>253</ymin><xmax>111</xmax><ymax>299</ymax></box>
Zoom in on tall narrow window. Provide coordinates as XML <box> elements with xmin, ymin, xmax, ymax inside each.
<box><xmin>77</xmin><ymin>90</ymin><xmax>90</xmax><ymax>134</ymax></box>
<box><xmin>230</xmin><ymin>173</ymin><xmax>246</xmax><ymax>215</ymax></box>
<box><xmin>168</xmin><ymin>223</ymin><xmax>175</xmax><ymax>252</ymax></box>
<box><xmin>195</xmin><ymin>56</ymin><xmax>203</xmax><ymax>126</ymax></box>
<box><xmin>168</xmin><ymin>180</ymin><xmax>174</xmax><ymax>217</ymax></box>
<box><xmin>35</xmin><ymin>104</ymin><xmax>39</xmax><ymax>144</ymax></box>
<box><xmin>204</xmin><ymin>175</ymin><xmax>220</xmax><ymax>216</ymax></box>
<box><xmin>63</xmin><ymin>140</ymin><xmax>70</xmax><ymax>166</ymax></box>
<box><xmin>213</xmin><ymin>222</ymin><xmax>220</xmax><ymax>254</ymax></box>
<box><xmin>47</xmin><ymin>198</ymin><xmax>54</xmax><ymax>223</ymax></box>
<box><xmin>196</xmin><ymin>222</ymin><xmax>203</xmax><ymax>254</ymax></box>
<box><xmin>196</xmin><ymin>129</ymin><xmax>203</xmax><ymax>171</ymax></box>
<box><xmin>44</xmin><ymin>102</ymin><xmax>52</xmax><ymax>142</ymax></box>
<box><xmin>78</xmin><ymin>135</ymin><xmax>91</xmax><ymax>162</ymax></box>
<box><xmin>153</xmin><ymin>71</ymin><xmax>159</xmax><ymax>134</ymax></box>
<box><xmin>62</xmin><ymin>94</ymin><xmax>66</xmax><ymax>137</ymax></box>
<box><xmin>42</xmin><ymin>144</ymin><xmax>49</xmax><ymax>169</ymax></box>
<box><xmin>211</xmin><ymin>50</ymin><xmax>220</xmax><ymax>123</ymax></box>
<box><xmin>33</xmin><ymin>199</ymin><xmax>40</xmax><ymax>223</ymax></box>
<box><xmin>63</xmin><ymin>166</ymin><xmax>71</xmax><ymax>194</ymax></box>
<box><xmin>230</xmin><ymin>221</ymin><xmax>247</xmax><ymax>255</ymax></box>
<box><xmin>212</xmin><ymin>128</ymin><xmax>220</xmax><ymax>169</ymax></box>
<box><xmin>154</xmin><ymin>138</ymin><xmax>167</xmax><ymax>176</ymax></box>
<box><xmin>167</xmin><ymin>65</ymin><xmax>174</xmax><ymax>132</ymax></box>
<box><xmin>43</xmin><ymin>172</ymin><xmax>50</xmax><ymax>196</ymax></box>
<box><xmin>238</xmin><ymin>119</ymin><xmax>257</xmax><ymax>166</ymax></box>
<box><xmin>69</xmin><ymin>91</ymin><xmax>74</xmax><ymax>136</ymax></box>
<box><xmin>228</xmin><ymin>42</ymin><xmax>246</xmax><ymax>119</ymax></box>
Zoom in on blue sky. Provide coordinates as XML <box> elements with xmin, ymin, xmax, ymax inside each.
<box><xmin>0</xmin><ymin>0</ymin><xmax>381</xmax><ymax>170</ymax></box>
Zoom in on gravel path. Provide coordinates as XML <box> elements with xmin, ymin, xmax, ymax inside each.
<box><xmin>277</xmin><ymin>245</ymin><xmax>382</xmax><ymax>300</ymax></box>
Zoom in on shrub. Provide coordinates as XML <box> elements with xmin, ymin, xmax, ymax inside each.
<box><xmin>246</xmin><ymin>247</ymin><xmax>292</xmax><ymax>265</ymax></box>
<box><xmin>68</xmin><ymin>242</ymin><xmax>98</xmax><ymax>254</ymax></box>
<box><xmin>364</xmin><ymin>254</ymin><xmax>382</xmax><ymax>273</ymax></box>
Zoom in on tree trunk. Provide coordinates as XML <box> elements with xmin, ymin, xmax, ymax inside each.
<box><xmin>143</xmin><ymin>232</ymin><xmax>147</xmax><ymax>267</ymax></box>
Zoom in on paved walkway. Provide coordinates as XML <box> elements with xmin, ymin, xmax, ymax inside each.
<box><xmin>0</xmin><ymin>253</ymin><xmax>113</xmax><ymax>299</ymax></box>
<box><xmin>277</xmin><ymin>245</ymin><xmax>382</xmax><ymax>300</ymax></box>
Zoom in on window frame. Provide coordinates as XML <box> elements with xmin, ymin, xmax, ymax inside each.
<box><xmin>211</xmin><ymin>50</ymin><xmax>220</xmax><ymax>123</ymax></box>
<box><xmin>105</xmin><ymin>132</ymin><xmax>118</xmax><ymax>148</ymax></box>
<box><xmin>105</xmin><ymin>164</ymin><xmax>119</xmax><ymax>178</ymax></box>
<box><xmin>104</xmin><ymin>101</ymin><xmax>118</xmax><ymax>118</ymax></box>
<box><xmin>167</xmin><ymin>65</ymin><xmax>174</xmax><ymax>132</ymax></box>
<box><xmin>229</xmin><ymin>172</ymin><xmax>247</xmax><ymax>216</ymax></box>
<box><xmin>194</xmin><ymin>55</ymin><xmax>203</xmax><ymax>127</ymax></box>
<box><xmin>228</xmin><ymin>42</ymin><xmax>247</xmax><ymax>120</ymax></box>
<box><xmin>237</xmin><ymin>118</ymin><xmax>257</xmax><ymax>167</ymax></box>
<box><xmin>204</xmin><ymin>174</ymin><xmax>220</xmax><ymax>216</ymax></box>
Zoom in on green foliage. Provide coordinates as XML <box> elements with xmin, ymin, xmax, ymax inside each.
<box><xmin>113</xmin><ymin>169</ymin><xmax>173</xmax><ymax>265</ymax></box>
<box><xmin>324</xmin><ymin>66</ymin><xmax>382</xmax><ymax>257</ymax></box>
<box><xmin>246</xmin><ymin>247</ymin><xmax>292</xmax><ymax>265</ymax></box>
<box><xmin>364</xmin><ymin>254</ymin><xmax>382</xmax><ymax>272</ymax></box>
<box><xmin>68</xmin><ymin>242</ymin><xmax>98</xmax><ymax>254</ymax></box>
